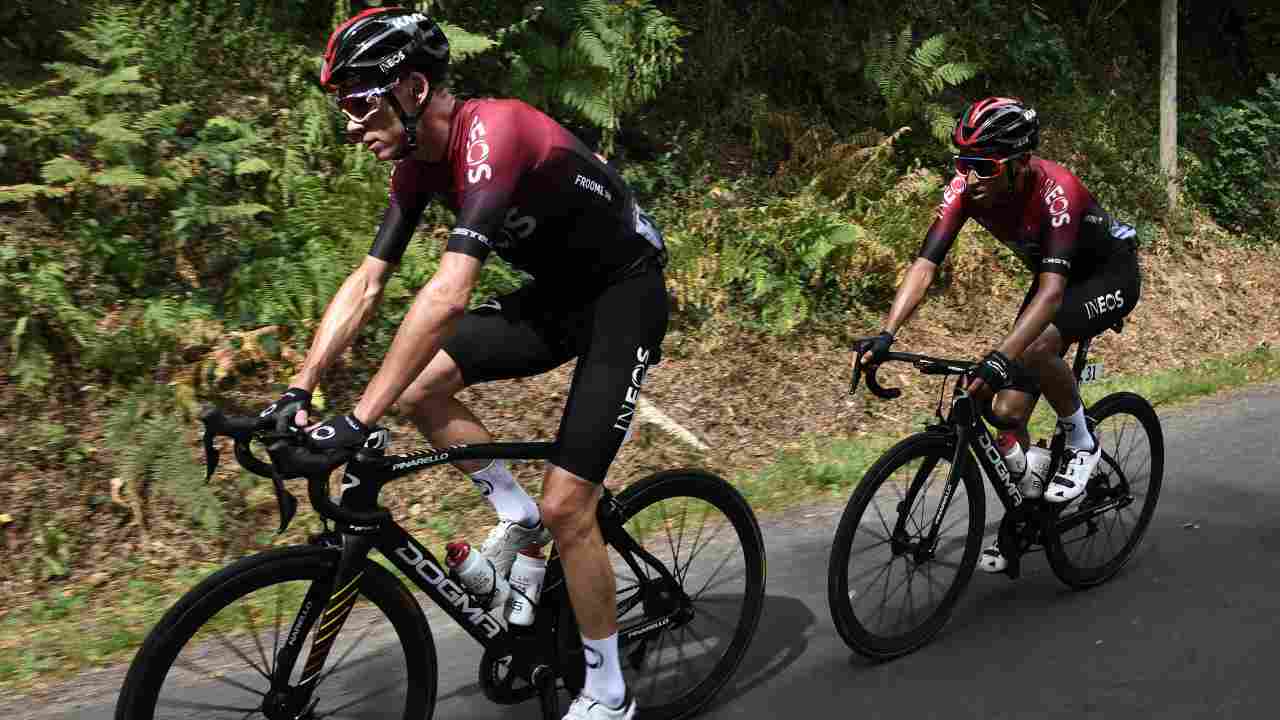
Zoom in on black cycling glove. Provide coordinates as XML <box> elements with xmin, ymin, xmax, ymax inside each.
<box><xmin>306</xmin><ymin>413</ymin><xmax>371</xmax><ymax>457</ymax></box>
<box><xmin>970</xmin><ymin>350</ymin><xmax>1013</xmax><ymax>392</ymax></box>
<box><xmin>863</xmin><ymin>330</ymin><xmax>895</xmax><ymax>365</ymax></box>
<box><xmin>259</xmin><ymin>387</ymin><xmax>312</xmax><ymax>431</ymax></box>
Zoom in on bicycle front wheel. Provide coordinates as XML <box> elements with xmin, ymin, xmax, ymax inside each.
<box><xmin>115</xmin><ymin>545</ymin><xmax>436</xmax><ymax>720</ymax></box>
<box><xmin>827</xmin><ymin>431</ymin><xmax>984</xmax><ymax>660</ymax></box>
<box><xmin>1046</xmin><ymin>391</ymin><xmax>1164</xmax><ymax>588</ymax></box>
<box><xmin>558</xmin><ymin>469</ymin><xmax>766</xmax><ymax>720</ymax></box>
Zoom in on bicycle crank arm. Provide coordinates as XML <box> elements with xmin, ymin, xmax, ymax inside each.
<box><xmin>1055</xmin><ymin>494</ymin><xmax>1135</xmax><ymax>534</ymax></box>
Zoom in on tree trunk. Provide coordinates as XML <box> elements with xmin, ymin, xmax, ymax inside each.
<box><xmin>1160</xmin><ymin>0</ymin><xmax>1178</xmax><ymax>210</ymax></box>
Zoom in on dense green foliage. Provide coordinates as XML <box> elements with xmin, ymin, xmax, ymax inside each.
<box><xmin>3</xmin><ymin>0</ymin><xmax>1280</xmax><ymax>575</ymax></box>
<box><xmin>1186</xmin><ymin>74</ymin><xmax>1280</xmax><ymax>236</ymax></box>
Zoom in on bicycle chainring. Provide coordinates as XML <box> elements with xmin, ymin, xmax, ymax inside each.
<box><xmin>479</xmin><ymin>644</ymin><xmax>540</xmax><ymax>705</ymax></box>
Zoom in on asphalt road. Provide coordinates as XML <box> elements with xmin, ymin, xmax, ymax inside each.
<box><xmin>9</xmin><ymin>382</ymin><xmax>1280</xmax><ymax>720</ymax></box>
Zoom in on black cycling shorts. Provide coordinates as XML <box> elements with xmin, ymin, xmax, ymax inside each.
<box><xmin>1006</xmin><ymin>247</ymin><xmax>1141</xmax><ymax>394</ymax></box>
<box><xmin>441</xmin><ymin>264</ymin><xmax>669</xmax><ymax>483</ymax></box>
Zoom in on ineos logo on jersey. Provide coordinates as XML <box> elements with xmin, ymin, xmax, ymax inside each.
<box><xmin>613</xmin><ymin>346</ymin><xmax>653</xmax><ymax>432</ymax></box>
<box><xmin>1041</xmin><ymin>179</ymin><xmax>1072</xmax><ymax>228</ymax></box>
<box><xmin>1084</xmin><ymin>290</ymin><xmax>1124</xmax><ymax>319</ymax></box>
<box><xmin>311</xmin><ymin>426</ymin><xmax>336</xmax><ymax>441</ymax></box>
<box><xmin>503</xmin><ymin>207</ymin><xmax>537</xmax><ymax>242</ymax></box>
<box><xmin>938</xmin><ymin>175</ymin><xmax>966</xmax><ymax>218</ymax></box>
<box><xmin>466</xmin><ymin>117</ymin><xmax>492</xmax><ymax>184</ymax></box>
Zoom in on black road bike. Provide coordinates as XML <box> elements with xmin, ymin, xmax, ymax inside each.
<box><xmin>827</xmin><ymin>324</ymin><xmax>1163</xmax><ymax>660</ymax></box>
<box><xmin>115</xmin><ymin>409</ymin><xmax>765</xmax><ymax>719</ymax></box>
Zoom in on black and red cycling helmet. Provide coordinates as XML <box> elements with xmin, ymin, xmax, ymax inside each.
<box><xmin>321</xmin><ymin>7</ymin><xmax>449</xmax><ymax>159</ymax></box>
<box><xmin>320</xmin><ymin>7</ymin><xmax>449</xmax><ymax>92</ymax></box>
<box><xmin>953</xmin><ymin>97</ymin><xmax>1039</xmax><ymax>157</ymax></box>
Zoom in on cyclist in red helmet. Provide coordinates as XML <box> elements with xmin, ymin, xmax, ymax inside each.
<box><xmin>861</xmin><ymin>97</ymin><xmax>1141</xmax><ymax>572</ymax></box>
<box><xmin>261</xmin><ymin>9</ymin><xmax>669</xmax><ymax>718</ymax></box>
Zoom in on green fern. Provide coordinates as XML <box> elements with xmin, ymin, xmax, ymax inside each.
<box><xmin>864</xmin><ymin>25</ymin><xmax>978</xmax><ymax>144</ymax></box>
<box><xmin>506</xmin><ymin>0</ymin><xmax>683</xmax><ymax>153</ymax></box>
<box><xmin>106</xmin><ymin>384</ymin><xmax>220</xmax><ymax>533</ymax></box>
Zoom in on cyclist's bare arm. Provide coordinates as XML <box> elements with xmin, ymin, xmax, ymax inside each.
<box><xmin>353</xmin><ymin>251</ymin><xmax>482</xmax><ymax>424</ymax></box>
<box><xmin>883</xmin><ymin>257</ymin><xmax>938</xmax><ymax>334</ymax></box>
<box><xmin>997</xmin><ymin>271</ymin><xmax>1065</xmax><ymax>358</ymax></box>
<box><xmin>290</xmin><ymin>255</ymin><xmax>395</xmax><ymax>392</ymax></box>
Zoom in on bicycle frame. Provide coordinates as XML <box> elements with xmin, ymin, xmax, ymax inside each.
<box><xmin>874</xmin><ymin>335</ymin><xmax>1103</xmax><ymax>565</ymax></box>
<box><xmin>267</xmin><ymin>440</ymin><xmax>687</xmax><ymax>703</ymax></box>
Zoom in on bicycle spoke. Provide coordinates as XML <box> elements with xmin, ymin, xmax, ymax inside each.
<box><xmin>673</xmin><ymin>496</ymin><xmax>692</xmax><ymax>578</ymax></box>
<box><xmin>656</xmin><ymin>498</ymin><xmax>681</xmax><ymax>582</ymax></box>
<box><xmin>690</xmin><ymin>564</ymin><xmax>746</xmax><ymax>597</ymax></box>
<box><xmin>240</xmin><ymin>602</ymin><xmax>272</xmax><ymax>678</ymax></box>
<box><xmin>682</xmin><ymin>620</ymin><xmax>721</xmax><ymax>673</ymax></box>
<box><xmin>314</xmin><ymin>618</ymin><xmax>382</xmax><ymax>688</ymax></box>
<box><xmin>675</xmin><ymin>516</ymin><xmax>731</xmax><ymax>587</ymax></box>
<box><xmin>270</xmin><ymin>581</ymin><xmax>286</xmax><ymax>677</ymax></box>
<box><xmin>870</xmin><ymin>496</ymin><xmax>895</xmax><ymax>540</ymax></box>
<box><xmin>315</xmin><ymin>680</ymin><xmax>403</xmax><ymax>718</ymax></box>
<box><xmin>174</xmin><ymin>655</ymin><xmax>267</xmax><ymax>697</ymax></box>
<box><xmin>156</xmin><ymin>696</ymin><xmax>261</xmax><ymax>714</ymax></box>
<box><xmin>855</xmin><ymin>526</ymin><xmax>891</xmax><ymax>545</ymax></box>
<box><xmin>689</xmin><ymin>546</ymin><xmax>740</xmax><ymax>600</ymax></box>
<box><xmin>207</xmin><ymin>625</ymin><xmax>272</xmax><ymax>683</ymax></box>
<box><xmin>848</xmin><ymin>553</ymin><xmax>896</xmax><ymax>588</ymax></box>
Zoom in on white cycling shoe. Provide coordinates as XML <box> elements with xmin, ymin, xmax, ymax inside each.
<box><xmin>979</xmin><ymin>544</ymin><xmax>1008</xmax><ymax>573</ymax></box>
<box><xmin>1045</xmin><ymin>438</ymin><xmax>1102</xmax><ymax>504</ymax></box>
<box><xmin>480</xmin><ymin>518</ymin><xmax>552</xmax><ymax>579</ymax></box>
<box><xmin>564</xmin><ymin>691</ymin><xmax>636</xmax><ymax>720</ymax></box>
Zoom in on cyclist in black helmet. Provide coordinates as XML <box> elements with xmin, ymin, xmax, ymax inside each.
<box><xmin>261</xmin><ymin>9</ymin><xmax>668</xmax><ymax>718</ymax></box>
<box><xmin>859</xmin><ymin>97</ymin><xmax>1142</xmax><ymax>573</ymax></box>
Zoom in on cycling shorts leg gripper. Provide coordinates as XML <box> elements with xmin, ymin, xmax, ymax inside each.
<box><xmin>550</xmin><ymin>268</ymin><xmax>669</xmax><ymax>484</ymax></box>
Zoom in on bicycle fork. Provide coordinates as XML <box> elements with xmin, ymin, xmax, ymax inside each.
<box><xmin>266</xmin><ymin>535</ymin><xmax>375</xmax><ymax>717</ymax></box>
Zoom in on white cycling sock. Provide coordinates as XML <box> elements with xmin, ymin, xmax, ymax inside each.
<box><xmin>469</xmin><ymin>460</ymin><xmax>540</xmax><ymax>527</ymax></box>
<box><xmin>581</xmin><ymin>632</ymin><xmax>626</xmax><ymax>708</ymax></box>
<box><xmin>1057</xmin><ymin>404</ymin><xmax>1095</xmax><ymax>451</ymax></box>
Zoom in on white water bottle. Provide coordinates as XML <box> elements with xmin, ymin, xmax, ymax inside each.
<box><xmin>505</xmin><ymin>546</ymin><xmax>548</xmax><ymax>626</ymax></box>
<box><xmin>445</xmin><ymin>541</ymin><xmax>510</xmax><ymax>613</ymax></box>
<box><xmin>996</xmin><ymin>432</ymin><xmax>1027</xmax><ymax>478</ymax></box>
<box><xmin>1022</xmin><ymin>445</ymin><xmax>1053</xmax><ymax>499</ymax></box>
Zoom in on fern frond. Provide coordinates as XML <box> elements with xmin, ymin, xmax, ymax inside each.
<box><xmin>88</xmin><ymin>114</ymin><xmax>144</xmax><ymax>147</ymax></box>
<box><xmin>912</xmin><ymin>35</ymin><xmax>948</xmax><ymax>69</ymax></box>
<box><xmin>41</xmin><ymin>157</ymin><xmax>90</xmax><ymax>184</ymax></box>
<box><xmin>137</xmin><ymin>103</ymin><xmax>193</xmax><ymax>136</ymax></box>
<box><xmin>438</xmin><ymin>22</ymin><xmax>497</xmax><ymax>60</ymax></box>
<box><xmin>92</xmin><ymin>168</ymin><xmax>150</xmax><ymax>189</ymax></box>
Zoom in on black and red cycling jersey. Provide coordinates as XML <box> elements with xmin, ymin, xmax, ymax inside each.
<box><xmin>919</xmin><ymin>156</ymin><xmax>1132</xmax><ymax>280</ymax></box>
<box><xmin>369</xmin><ymin>98</ymin><xmax>663</xmax><ymax>286</ymax></box>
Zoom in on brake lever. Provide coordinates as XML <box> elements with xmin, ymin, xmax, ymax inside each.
<box><xmin>202</xmin><ymin>427</ymin><xmax>220</xmax><ymax>482</ymax></box>
<box><xmin>848</xmin><ymin>341</ymin><xmax>868</xmax><ymax>395</ymax></box>
<box><xmin>270</xmin><ymin>468</ymin><xmax>299</xmax><ymax>535</ymax></box>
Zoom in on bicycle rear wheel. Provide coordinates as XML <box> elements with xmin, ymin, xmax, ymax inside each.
<box><xmin>1045</xmin><ymin>391</ymin><xmax>1164</xmax><ymax>588</ymax></box>
<box><xmin>827</xmin><ymin>431</ymin><xmax>984</xmax><ymax>660</ymax></box>
<box><xmin>557</xmin><ymin>469</ymin><xmax>765</xmax><ymax>720</ymax></box>
<box><xmin>114</xmin><ymin>545</ymin><xmax>435</xmax><ymax>720</ymax></box>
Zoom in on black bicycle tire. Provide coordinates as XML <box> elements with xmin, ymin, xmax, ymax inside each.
<box><xmin>114</xmin><ymin>544</ymin><xmax>436</xmax><ymax>720</ymax></box>
<box><xmin>558</xmin><ymin>469</ymin><xmax>765</xmax><ymax>720</ymax></box>
<box><xmin>1045</xmin><ymin>391</ymin><xmax>1164</xmax><ymax>589</ymax></box>
<box><xmin>827</xmin><ymin>431</ymin><xmax>984</xmax><ymax>661</ymax></box>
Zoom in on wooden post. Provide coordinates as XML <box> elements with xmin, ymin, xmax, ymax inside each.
<box><xmin>1160</xmin><ymin>0</ymin><xmax>1178</xmax><ymax>209</ymax></box>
